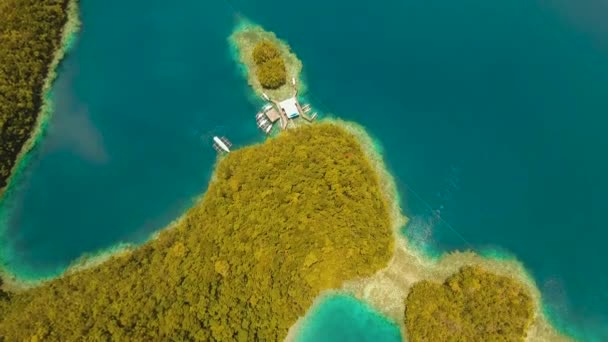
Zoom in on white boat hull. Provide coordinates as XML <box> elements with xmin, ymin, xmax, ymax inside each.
<box><xmin>213</xmin><ymin>136</ymin><xmax>230</xmax><ymax>153</ymax></box>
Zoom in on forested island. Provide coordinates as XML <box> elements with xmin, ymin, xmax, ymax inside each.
<box><xmin>405</xmin><ymin>266</ymin><xmax>534</xmax><ymax>341</ymax></box>
<box><xmin>0</xmin><ymin>123</ymin><xmax>395</xmax><ymax>340</ymax></box>
<box><xmin>0</xmin><ymin>0</ymin><xmax>77</xmax><ymax>196</ymax></box>
<box><xmin>231</xmin><ymin>23</ymin><xmax>304</xmax><ymax>100</ymax></box>
<box><xmin>0</xmin><ymin>15</ymin><xmax>572</xmax><ymax>342</ymax></box>
<box><xmin>0</xmin><ymin>121</ymin><xmax>566</xmax><ymax>341</ymax></box>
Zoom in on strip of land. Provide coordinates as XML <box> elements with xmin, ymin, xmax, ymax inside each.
<box><xmin>0</xmin><ymin>0</ymin><xmax>79</xmax><ymax>197</ymax></box>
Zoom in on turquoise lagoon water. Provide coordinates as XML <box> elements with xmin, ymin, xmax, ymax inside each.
<box><xmin>1</xmin><ymin>0</ymin><xmax>607</xmax><ymax>340</ymax></box>
<box><xmin>296</xmin><ymin>294</ymin><xmax>402</xmax><ymax>342</ymax></box>
<box><xmin>0</xmin><ymin>0</ymin><xmax>261</xmax><ymax>278</ymax></box>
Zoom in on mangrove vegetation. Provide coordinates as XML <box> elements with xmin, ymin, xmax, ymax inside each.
<box><xmin>0</xmin><ymin>123</ymin><xmax>394</xmax><ymax>340</ymax></box>
<box><xmin>0</xmin><ymin>0</ymin><xmax>70</xmax><ymax>192</ymax></box>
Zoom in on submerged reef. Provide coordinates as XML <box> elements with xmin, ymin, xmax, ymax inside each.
<box><xmin>0</xmin><ymin>0</ymin><xmax>79</xmax><ymax>197</ymax></box>
<box><xmin>0</xmin><ymin>123</ymin><xmax>394</xmax><ymax>340</ymax></box>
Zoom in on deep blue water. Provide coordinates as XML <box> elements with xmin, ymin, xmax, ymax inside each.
<box><xmin>295</xmin><ymin>294</ymin><xmax>402</xmax><ymax>342</ymax></box>
<box><xmin>1</xmin><ymin>0</ymin><xmax>607</xmax><ymax>340</ymax></box>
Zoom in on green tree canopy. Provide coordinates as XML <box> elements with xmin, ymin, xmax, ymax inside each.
<box><xmin>0</xmin><ymin>0</ymin><xmax>69</xmax><ymax>191</ymax></box>
<box><xmin>252</xmin><ymin>40</ymin><xmax>281</xmax><ymax>65</ymax></box>
<box><xmin>0</xmin><ymin>123</ymin><xmax>394</xmax><ymax>341</ymax></box>
<box><xmin>256</xmin><ymin>57</ymin><xmax>287</xmax><ymax>89</ymax></box>
<box><xmin>404</xmin><ymin>266</ymin><xmax>535</xmax><ymax>342</ymax></box>
<box><xmin>251</xmin><ymin>39</ymin><xmax>287</xmax><ymax>89</ymax></box>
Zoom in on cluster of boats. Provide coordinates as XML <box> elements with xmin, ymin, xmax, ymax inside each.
<box><xmin>255</xmin><ymin>102</ymin><xmax>317</xmax><ymax>135</ymax></box>
<box><xmin>212</xmin><ymin>99</ymin><xmax>317</xmax><ymax>154</ymax></box>
<box><xmin>255</xmin><ymin>104</ymin><xmax>274</xmax><ymax>134</ymax></box>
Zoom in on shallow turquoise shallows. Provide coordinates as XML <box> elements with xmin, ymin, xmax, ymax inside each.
<box><xmin>0</xmin><ymin>0</ymin><xmax>607</xmax><ymax>340</ymax></box>
<box><xmin>295</xmin><ymin>294</ymin><xmax>402</xmax><ymax>342</ymax></box>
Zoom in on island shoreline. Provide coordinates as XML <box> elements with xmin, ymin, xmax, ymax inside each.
<box><xmin>228</xmin><ymin>20</ymin><xmax>307</xmax><ymax>101</ymax></box>
<box><xmin>0</xmin><ymin>0</ymin><xmax>81</xmax><ymax>201</ymax></box>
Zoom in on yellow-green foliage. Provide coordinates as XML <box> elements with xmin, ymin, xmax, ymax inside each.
<box><xmin>231</xmin><ymin>24</ymin><xmax>303</xmax><ymax>100</ymax></box>
<box><xmin>0</xmin><ymin>0</ymin><xmax>68</xmax><ymax>190</ymax></box>
<box><xmin>252</xmin><ymin>40</ymin><xmax>280</xmax><ymax>65</ymax></box>
<box><xmin>252</xmin><ymin>40</ymin><xmax>286</xmax><ymax>89</ymax></box>
<box><xmin>256</xmin><ymin>57</ymin><xmax>287</xmax><ymax>90</ymax></box>
<box><xmin>404</xmin><ymin>266</ymin><xmax>535</xmax><ymax>342</ymax></box>
<box><xmin>0</xmin><ymin>123</ymin><xmax>394</xmax><ymax>340</ymax></box>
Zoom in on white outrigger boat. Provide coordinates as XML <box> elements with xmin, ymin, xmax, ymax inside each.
<box><xmin>212</xmin><ymin>136</ymin><xmax>232</xmax><ymax>153</ymax></box>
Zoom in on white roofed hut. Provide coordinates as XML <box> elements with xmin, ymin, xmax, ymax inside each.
<box><xmin>279</xmin><ymin>97</ymin><xmax>300</xmax><ymax>119</ymax></box>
